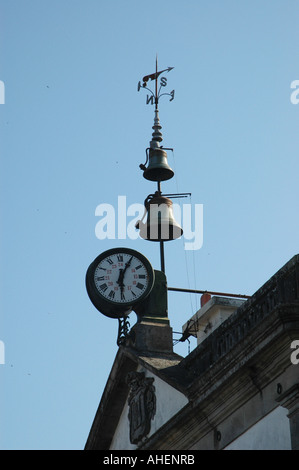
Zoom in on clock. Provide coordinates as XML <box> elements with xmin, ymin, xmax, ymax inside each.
<box><xmin>86</xmin><ymin>247</ymin><xmax>155</xmax><ymax>319</ymax></box>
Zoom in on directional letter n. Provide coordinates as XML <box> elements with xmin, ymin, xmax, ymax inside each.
<box><xmin>146</xmin><ymin>94</ymin><xmax>154</xmax><ymax>105</ymax></box>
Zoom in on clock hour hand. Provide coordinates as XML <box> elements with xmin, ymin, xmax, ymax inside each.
<box><xmin>117</xmin><ymin>270</ymin><xmax>123</xmax><ymax>287</ymax></box>
<box><xmin>117</xmin><ymin>271</ymin><xmax>126</xmax><ymax>301</ymax></box>
<box><xmin>115</xmin><ymin>270</ymin><xmax>124</xmax><ymax>301</ymax></box>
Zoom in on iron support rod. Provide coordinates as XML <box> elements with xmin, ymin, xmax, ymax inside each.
<box><xmin>167</xmin><ymin>286</ymin><xmax>251</xmax><ymax>299</ymax></box>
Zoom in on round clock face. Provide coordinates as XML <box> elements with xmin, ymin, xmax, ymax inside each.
<box><xmin>86</xmin><ymin>248</ymin><xmax>155</xmax><ymax>318</ymax></box>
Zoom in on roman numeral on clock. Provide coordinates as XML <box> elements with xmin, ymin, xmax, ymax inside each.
<box><xmin>108</xmin><ymin>290</ymin><xmax>115</xmax><ymax>299</ymax></box>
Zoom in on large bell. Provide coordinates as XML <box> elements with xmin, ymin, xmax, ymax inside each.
<box><xmin>137</xmin><ymin>195</ymin><xmax>183</xmax><ymax>241</ymax></box>
<box><xmin>143</xmin><ymin>146</ymin><xmax>174</xmax><ymax>182</ymax></box>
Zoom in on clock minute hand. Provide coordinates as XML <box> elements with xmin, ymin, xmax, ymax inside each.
<box><xmin>121</xmin><ymin>256</ymin><xmax>133</xmax><ymax>280</ymax></box>
<box><xmin>117</xmin><ymin>256</ymin><xmax>133</xmax><ymax>298</ymax></box>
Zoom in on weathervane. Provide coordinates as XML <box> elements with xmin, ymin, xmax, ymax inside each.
<box><xmin>137</xmin><ymin>56</ymin><xmax>175</xmax><ymax>107</ymax></box>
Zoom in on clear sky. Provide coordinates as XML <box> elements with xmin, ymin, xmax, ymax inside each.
<box><xmin>0</xmin><ymin>0</ymin><xmax>298</xmax><ymax>450</ymax></box>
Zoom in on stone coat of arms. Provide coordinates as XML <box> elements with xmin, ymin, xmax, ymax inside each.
<box><xmin>126</xmin><ymin>371</ymin><xmax>156</xmax><ymax>444</ymax></box>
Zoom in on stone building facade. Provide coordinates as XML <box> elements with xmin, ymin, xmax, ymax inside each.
<box><xmin>85</xmin><ymin>254</ymin><xmax>299</xmax><ymax>450</ymax></box>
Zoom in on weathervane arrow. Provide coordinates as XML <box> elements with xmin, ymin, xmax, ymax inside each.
<box><xmin>142</xmin><ymin>66</ymin><xmax>174</xmax><ymax>86</ymax></box>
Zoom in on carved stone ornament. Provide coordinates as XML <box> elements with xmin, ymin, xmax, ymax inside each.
<box><xmin>126</xmin><ymin>371</ymin><xmax>156</xmax><ymax>445</ymax></box>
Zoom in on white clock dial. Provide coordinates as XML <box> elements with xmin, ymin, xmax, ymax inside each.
<box><xmin>94</xmin><ymin>252</ymin><xmax>149</xmax><ymax>304</ymax></box>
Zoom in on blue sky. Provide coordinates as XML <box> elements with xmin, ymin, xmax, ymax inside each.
<box><xmin>0</xmin><ymin>0</ymin><xmax>298</xmax><ymax>450</ymax></box>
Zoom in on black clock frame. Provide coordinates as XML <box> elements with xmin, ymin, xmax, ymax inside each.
<box><xmin>86</xmin><ymin>247</ymin><xmax>155</xmax><ymax>319</ymax></box>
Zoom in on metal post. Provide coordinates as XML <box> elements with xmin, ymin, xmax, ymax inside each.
<box><xmin>160</xmin><ymin>240</ymin><xmax>165</xmax><ymax>273</ymax></box>
<box><xmin>155</xmin><ymin>54</ymin><xmax>158</xmax><ymax>109</ymax></box>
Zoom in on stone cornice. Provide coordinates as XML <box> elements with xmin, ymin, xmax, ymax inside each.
<box><xmin>138</xmin><ymin>254</ymin><xmax>299</xmax><ymax>449</ymax></box>
<box><xmin>139</xmin><ymin>304</ymin><xmax>299</xmax><ymax>450</ymax></box>
<box><xmin>180</xmin><ymin>254</ymin><xmax>299</xmax><ymax>385</ymax></box>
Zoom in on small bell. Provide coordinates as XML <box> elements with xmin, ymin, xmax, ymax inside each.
<box><xmin>140</xmin><ymin>109</ymin><xmax>174</xmax><ymax>182</ymax></box>
<box><xmin>143</xmin><ymin>144</ymin><xmax>174</xmax><ymax>182</ymax></box>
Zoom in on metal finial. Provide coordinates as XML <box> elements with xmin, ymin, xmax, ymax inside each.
<box><xmin>151</xmin><ymin>108</ymin><xmax>163</xmax><ymax>143</ymax></box>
